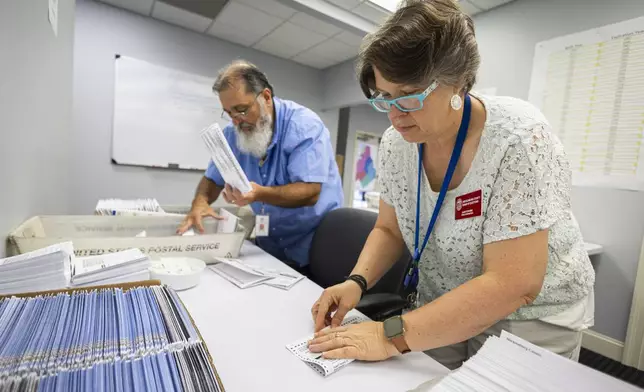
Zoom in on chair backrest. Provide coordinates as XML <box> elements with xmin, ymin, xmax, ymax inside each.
<box><xmin>308</xmin><ymin>208</ymin><xmax>411</xmax><ymax>295</ymax></box>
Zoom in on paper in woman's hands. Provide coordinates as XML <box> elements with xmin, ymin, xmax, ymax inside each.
<box><xmin>285</xmin><ymin>312</ymin><xmax>370</xmax><ymax>377</ymax></box>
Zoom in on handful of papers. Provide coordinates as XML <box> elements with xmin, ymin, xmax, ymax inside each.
<box><xmin>201</xmin><ymin>123</ymin><xmax>252</xmax><ymax>194</ymax></box>
<box><xmin>427</xmin><ymin>330</ymin><xmax>641</xmax><ymax>392</ymax></box>
<box><xmin>71</xmin><ymin>248</ymin><xmax>151</xmax><ymax>287</ymax></box>
<box><xmin>209</xmin><ymin>257</ymin><xmax>304</xmax><ymax>290</ymax></box>
<box><xmin>0</xmin><ymin>242</ymin><xmax>73</xmax><ymax>295</ymax></box>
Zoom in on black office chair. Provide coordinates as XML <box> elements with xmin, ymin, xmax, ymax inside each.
<box><xmin>308</xmin><ymin>207</ymin><xmax>411</xmax><ymax>321</ymax></box>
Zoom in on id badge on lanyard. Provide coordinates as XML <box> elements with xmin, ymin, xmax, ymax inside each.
<box><xmin>404</xmin><ymin>95</ymin><xmax>473</xmax><ymax>290</ymax></box>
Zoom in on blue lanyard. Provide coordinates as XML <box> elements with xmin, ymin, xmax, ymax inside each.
<box><xmin>404</xmin><ymin>94</ymin><xmax>472</xmax><ymax>289</ymax></box>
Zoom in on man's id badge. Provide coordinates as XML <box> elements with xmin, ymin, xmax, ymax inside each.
<box><xmin>256</xmin><ymin>215</ymin><xmax>269</xmax><ymax>237</ymax></box>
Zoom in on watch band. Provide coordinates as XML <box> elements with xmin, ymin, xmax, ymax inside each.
<box><xmin>346</xmin><ymin>275</ymin><xmax>367</xmax><ymax>297</ymax></box>
<box><xmin>383</xmin><ymin>316</ymin><xmax>411</xmax><ymax>354</ymax></box>
<box><xmin>392</xmin><ymin>335</ymin><xmax>410</xmax><ymax>354</ymax></box>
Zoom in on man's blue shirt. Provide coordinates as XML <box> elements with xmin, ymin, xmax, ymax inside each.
<box><xmin>205</xmin><ymin>97</ymin><xmax>343</xmax><ymax>266</ymax></box>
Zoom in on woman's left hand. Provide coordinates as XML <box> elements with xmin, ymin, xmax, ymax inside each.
<box><xmin>307</xmin><ymin>321</ymin><xmax>400</xmax><ymax>361</ymax></box>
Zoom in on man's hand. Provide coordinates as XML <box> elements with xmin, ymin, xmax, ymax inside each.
<box><xmin>177</xmin><ymin>202</ymin><xmax>223</xmax><ymax>234</ymax></box>
<box><xmin>222</xmin><ymin>182</ymin><xmax>265</xmax><ymax>207</ymax></box>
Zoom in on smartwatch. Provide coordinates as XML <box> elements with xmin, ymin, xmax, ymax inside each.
<box><xmin>383</xmin><ymin>315</ymin><xmax>410</xmax><ymax>354</ymax></box>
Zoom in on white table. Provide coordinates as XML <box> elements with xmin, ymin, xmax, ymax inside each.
<box><xmin>178</xmin><ymin>242</ymin><xmax>449</xmax><ymax>392</ymax></box>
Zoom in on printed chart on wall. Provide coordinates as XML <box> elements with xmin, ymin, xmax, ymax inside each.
<box><xmin>528</xmin><ymin>16</ymin><xmax>644</xmax><ymax>191</ymax></box>
<box><xmin>112</xmin><ymin>56</ymin><xmax>227</xmax><ymax>171</ymax></box>
<box><xmin>352</xmin><ymin>132</ymin><xmax>380</xmax><ymax>208</ymax></box>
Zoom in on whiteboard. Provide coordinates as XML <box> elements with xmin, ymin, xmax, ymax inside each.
<box><xmin>528</xmin><ymin>17</ymin><xmax>644</xmax><ymax>191</ymax></box>
<box><xmin>112</xmin><ymin>56</ymin><xmax>228</xmax><ymax>171</ymax></box>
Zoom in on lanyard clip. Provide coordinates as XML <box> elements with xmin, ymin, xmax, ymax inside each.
<box><xmin>403</xmin><ymin>267</ymin><xmax>419</xmax><ymax>289</ymax></box>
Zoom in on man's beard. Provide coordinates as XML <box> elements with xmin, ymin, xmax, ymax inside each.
<box><xmin>235</xmin><ymin>100</ymin><xmax>273</xmax><ymax>159</ymax></box>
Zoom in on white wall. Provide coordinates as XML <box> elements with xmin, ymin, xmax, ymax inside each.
<box><xmin>343</xmin><ymin>104</ymin><xmax>391</xmax><ymax>205</ymax></box>
<box><xmin>322</xmin><ymin>59</ymin><xmax>363</xmax><ymax>110</ymax></box>
<box><xmin>71</xmin><ymin>0</ymin><xmax>329</xmax><ymax>213</ymax></box>
<box><xmin>0</xmin><ymin>0</ymin><xmax>76</xmax><ymax>256</ymax></box>
<box><xmin>319</xmin><ymin>109</ymin><xmax>340</xmax><ymax>153</ymax></box>
<box><xmin>473</xmin><ymin>0</ymin><xmax>644</xmax><ymax>343</ymax></box>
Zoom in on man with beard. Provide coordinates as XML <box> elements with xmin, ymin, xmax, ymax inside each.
<box><xmin>177</xmin><ymin>60</ymin><xmax>343</xmax><ymax>274</ymax></box>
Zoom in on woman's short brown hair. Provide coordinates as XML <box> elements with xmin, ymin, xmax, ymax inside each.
<box><xmin>357</xmin><ymin>0</ymin><xmax>480</xmax><ymax>98</ymax></box>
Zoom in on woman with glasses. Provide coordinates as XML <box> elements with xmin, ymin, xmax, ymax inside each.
<box><xmin>309</xmin><ymin>0</ymin><xmax>595</xmax><ymax>369</ymax></box>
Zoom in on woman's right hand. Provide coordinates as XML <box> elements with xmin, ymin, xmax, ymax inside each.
<box><xmin>176</xmin><ymin>202</ymin><xmax>222</xmax><ymax>234</ymax></box>
<box><xmin>311</xmin><ymin>280</ymin><xmax>363</xmax><ymax>332</ymax></box>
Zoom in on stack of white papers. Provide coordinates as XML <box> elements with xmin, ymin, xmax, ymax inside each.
<box><xmin>201</xmin><ymin>123</ymin><xmax>252</xmax><ymax>194</ymax></box>
<box><xmin>285</xmin><ymin>311</ymin><xmax>370</xmax><ymax>377</ymax></box>
<box><xmin>210</xmin><ymin>257</ymin><xmax>304</xmax><ymax>290</ymax></box>
<box><xmin>71</xmin><ymin>248</ymin><xmax>151</xmax><ymax>287</ymax></box>
<box><xmin>428</xmin><ymin>331</ymin><xmax>641</xmax><ymax>392</ymax></box>
<box><xmin>95</xmin><ymin>198</ymin><xmax>166</xmax><ymax>215</ymax></box>
<box><xmin>0</xmin><ymin>242</ymin><xmax>73</xmax><ymax>295</ymax></box>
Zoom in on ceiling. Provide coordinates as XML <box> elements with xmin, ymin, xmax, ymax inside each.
<box><xmin>96</xmin><ymin>0</ymin><xmax>514</xmax><ymax>69</ymax></box>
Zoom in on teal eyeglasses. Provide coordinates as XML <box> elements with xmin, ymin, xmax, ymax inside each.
<box><xmin>369</xmin><ymin>81</ymin><xmax>439</xmax><ymax>113</ymax></box>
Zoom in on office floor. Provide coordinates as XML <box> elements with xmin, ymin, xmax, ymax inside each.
<box><xmin>579</xmin><ymin>348</ymin><xmax>644</xmax><ymax>388</ymax></box>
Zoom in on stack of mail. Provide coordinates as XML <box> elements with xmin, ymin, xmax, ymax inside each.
<box><xmin>0</xmin><ymin>242</ymin><xmax>73</xmax><ymax>295</ymax></box>
<box><xmin>210</xmin><ymin>257</ymin><xmax>304</xmax><ymax>290</ymax></box>
<box><xmin>201</xmin><ymin>123</ymin><xmax>252</xmax><ymax>194</ymax></box>
<box><xmin>0</xmin><ymin>285</ymin><xmax>224</xmax><ymax>391</ymax></box>
<box><xmin>428</xmin><ymin>331</ymin><xmax>641</xmax><ymax>392</ymax></box>
<box><xmin>71</xmin><ymin>248</ymin><xmax>151</xmax><ymax>287</ymax></box>
<box><xmin>95</xmin><ymin>198</ymin><xmax>167</xmax><ymax>216</ymax></box>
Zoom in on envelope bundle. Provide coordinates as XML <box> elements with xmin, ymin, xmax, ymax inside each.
<box><xmin>0</xmin><ymin>285</ymin><xmax>224</xmax><ymax>392</ymax></box>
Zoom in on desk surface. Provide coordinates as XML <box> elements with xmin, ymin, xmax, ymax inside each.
<box><xmin>178</xmin><ymin>242</ymin><xmax>449</xmax><ymax>392</ymax></box>
<box><xmin>584</xmin><ymin>242</ymin><xmax>603</xmax><ymax>256</ymax></box>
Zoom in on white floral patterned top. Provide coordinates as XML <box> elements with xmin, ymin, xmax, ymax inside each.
<box><xmin>378</xmin><ymin>94</ymin><xmax>595</xmax><ymax>320</ymax></box>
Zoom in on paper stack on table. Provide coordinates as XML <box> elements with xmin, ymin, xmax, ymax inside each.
<box><xmin>201</xmin><ymin>123</ymin><xmax>252</xmax><ymax>194</ymax></box>
<box><xmin>0</xmin><ymin>242</ymin><xmax>73</xmax><ymax>295</ymax></box>
<box><xmin>285</xmin><ymin>311</ymin><xmax>370</xmax><ymax>377</ymax></box>
<box><xmin>71</xmin><ymin>248</ymin><xmax>151</xmax><ymax>287</ymax></box>
<box><xmin>210</xmin><ymin>257</ymin><xmax>304</xmax><ymax>290</ymax></box>
<box><xmin>427</xmin><ymin>330</ymin><xmax>641</xmax><ymax>392</ymax></box>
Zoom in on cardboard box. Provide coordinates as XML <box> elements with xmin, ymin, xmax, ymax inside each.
<box><xmin>0</xmin><ymin>280</ymin><xmax>225</xmax><ymax>391</ymax></box>
<box><xmin>8</xmin><ymin>214</ymin><xmax>245</xmax><ymax>264</ymax></box>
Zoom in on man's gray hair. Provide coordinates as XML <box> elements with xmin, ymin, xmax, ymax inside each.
<box><xmin>213</xmin><ymin>60</ymin><xmax>275</xmax><ymax>95</ymax></box>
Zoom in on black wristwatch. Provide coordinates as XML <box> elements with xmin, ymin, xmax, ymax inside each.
<box><xmin>346</xmin><ymin>274</ymin><xmax>368</xmax><ymax>297</ymax></box>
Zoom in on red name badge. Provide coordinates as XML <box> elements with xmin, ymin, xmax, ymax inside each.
<box><xmin>455</xmin><ymin>189</ymin><xmax>482</xmax><ymax>220</ymax></box>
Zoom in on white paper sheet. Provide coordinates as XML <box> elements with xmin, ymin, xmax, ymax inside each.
<box><xmin>209</xmin><ymin>257</ymin><xmax>304</xmax><ymax>290</ymax></box>
<box><xmin>285</xmin><ymin>312</ymin><xmax>370</xmax><ymax>377</ymax></box>
<box><xmin>209</xmin><ymin>258</ymin><xmax>272</xmax><ymax>289</ymax></box>
<box><xmin>216</xmin><ymin>208</ymin><xmax>239</xmax><ymax>234</ymax></box>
